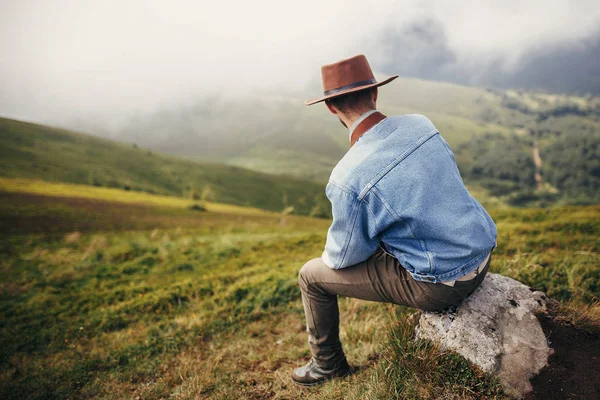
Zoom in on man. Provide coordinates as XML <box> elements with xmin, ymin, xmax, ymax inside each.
<box><xmin>291</xmin><ymin>55</ymin><xmax>497</xmax><ymax>386</ymax></box>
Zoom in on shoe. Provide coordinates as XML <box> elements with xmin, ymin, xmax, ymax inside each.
<box><xmin>291</xmin><ymin>358</ymin><xmax>352</xmax><ymax>386</ymax></box>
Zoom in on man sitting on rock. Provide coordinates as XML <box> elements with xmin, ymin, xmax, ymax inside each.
<box><xmin>292</xmin><ymin>54</ymin><xmax>497</xmax><ymax>386</ymax></box>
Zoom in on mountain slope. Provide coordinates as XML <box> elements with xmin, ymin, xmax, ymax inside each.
<box><xmin>115</xmin><ymin>77</ymin><xmax>600</xmax><ymax>204</ymax></box>
<box><xmin>116</xmin><ymin>81</ymin><xmax>511</xmax><ymax>181</ymax></box>
<box><xmin>0</xmin><ymin>117</ymin><xmax>331</xmax><ymax>217</ymax></box>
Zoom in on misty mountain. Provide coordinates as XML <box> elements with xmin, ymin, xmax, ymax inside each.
<box><xmin>115</xmin><ymin>77</ymin><xmax>600</xmax><ymax>205</ymax></box>
<box><xmin>117</xmin><ymin>96</ymin><xmax>348</xmax><ymax>182</ymax></box>
<box><xmin>116</xmin><ymin>76</ymin><xmax>528</xmax><ymax>182</ymax></box>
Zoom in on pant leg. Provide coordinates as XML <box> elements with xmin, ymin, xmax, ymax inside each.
<box><xmin>297</xmin><ymin>249</ymin><xmax>427</xmax><ymax>367</ymax></box>
<box><xmin>298</xmin><ymin>249</ymin><xmax>490</xmax><ymax>367</ymax></box>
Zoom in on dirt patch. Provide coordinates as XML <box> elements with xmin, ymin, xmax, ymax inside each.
<box><xmin>526</xmin><ymin>313</ymin><xmax>600</xmax><ymax>400</ymax></box>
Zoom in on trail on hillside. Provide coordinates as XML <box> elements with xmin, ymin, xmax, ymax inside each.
<box><xmin>529</xmin><ymin>129</ymin><xmax>544</xmax><ymax>190</ymax></box>
<box><xmin>532</xmin><ymin>140</ymin><xmax>543</xmax><ymax>190</ymax></box>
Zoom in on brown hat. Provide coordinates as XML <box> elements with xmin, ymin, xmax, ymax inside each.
<box><xmin>305</xmin><ymin>54</ymin><xmax>398</xmax><ymax>106</ymax></box>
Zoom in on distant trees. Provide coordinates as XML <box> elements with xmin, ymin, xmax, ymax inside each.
<box><xmin>457</xmin><ymin>133</ymin><xmax>535</xmax><ymax>192</ymax></box>
<box><xmin>456</xmin><ymin>130</ymin><xmax>600</xmax><ymax>205</ymax></box>
<box><xmin>541</xmin><ymin>131</ymin><xmax>600</xmax><ymax>202</ymax></box>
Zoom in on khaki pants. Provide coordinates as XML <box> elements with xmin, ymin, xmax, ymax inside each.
<box><xmin>298</xmin><ymin>248</ymin><xmax>490</xmax><ymax>368</ymax></box>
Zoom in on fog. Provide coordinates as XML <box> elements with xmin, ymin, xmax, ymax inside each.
<box><xmin>1</xmin><ymin>0</ymin><xmax>600</xmax><ymax>129</ymax></box>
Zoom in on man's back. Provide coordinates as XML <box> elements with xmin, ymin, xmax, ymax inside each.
<box><xmin>325</xmin><ymin>114</ymin><xmax>497</xmax><ymax>283</ymax></box>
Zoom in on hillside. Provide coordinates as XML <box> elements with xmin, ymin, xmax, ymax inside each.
<box><xmin>115</xmin><ymin>77</ymin><xmax>600</xmax><ymax>205</ymax></box>
<box><xmin>0</xmin><ymin>117</ymin><xmax>331</xmax><ymax>217</ymax></box>
<box><xmin>116</xmin><ymin>80</ymin><xmax>511</xmax><ymax>181</ymax></box>
<box><xmin>0</xmin><ymin>181</ymin><xmax>598</xmax><ymax>399</ymax></box>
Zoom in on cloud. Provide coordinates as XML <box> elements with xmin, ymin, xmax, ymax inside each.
<box><xmin>484</xmin><ymin>34</ymin><xmax>600</xmax><ymax>94</ymax></box>
<box><xmin>369</xmin><ymin>18</ymin><xmax>459</xmax><ymax>83</ymax></box>
<box><xmin>371</xmin><ymin>9</ymin><xmax>600</xmax><ymax>94</ymax></box>
<box><xmin>1</xmin><ymin>0</ymin><xmax>600</xmax><ymax>126</ymax></box>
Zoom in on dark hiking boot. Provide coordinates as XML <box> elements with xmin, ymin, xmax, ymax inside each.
<box><xmin>291</xmin><ymin>358</ymin><xmax>352</xmax><ymax>386</ymax></box>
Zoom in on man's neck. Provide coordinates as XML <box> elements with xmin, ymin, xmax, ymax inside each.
<box><xmin>348</xmin><ymin>109</ymin><xmax>378</xmax><ymax>139</ymax></box>
<box><xmin>349</xmin><ymin>111</ymin><xmax>387</xmax><ymax>147</ymax></box>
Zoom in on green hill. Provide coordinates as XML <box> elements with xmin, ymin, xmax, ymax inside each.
<box><xmin>0</xmin><ymin>117</ymin><xmax>331</xmax><ymax>217</ymax></box>
<box><xmin>117</xmin><ymin>78</ymin><xmax>600</xmax><ymax>205</ymax></box>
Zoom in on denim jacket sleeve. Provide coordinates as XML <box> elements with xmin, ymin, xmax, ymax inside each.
<box><xmin>321</xmin><ymin>181</ymin><xmax>380</xmax><ymax>269</ymax></box>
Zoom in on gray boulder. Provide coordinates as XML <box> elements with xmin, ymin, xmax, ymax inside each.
<box><xmin>415</xmin><ymin>273</ymin><xmax>552</xmax><ymax>398</ymax></box>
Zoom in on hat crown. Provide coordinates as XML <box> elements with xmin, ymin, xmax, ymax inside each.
<box><xmin>321</xmin><ymin>54</ymin><xmax>375</xmax><ymax>93</ymax></box>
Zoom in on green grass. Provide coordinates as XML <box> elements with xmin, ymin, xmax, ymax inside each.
<box><xmin>0</xmin><ymin>117</ymin><xmax>331</xmax><ymax>217</ymax></box>
<box><xmin>0</xmin><ymin>177</ymin><xmax>273</xmax><ymax>216</ymax></box>
<box><xmin>0</xmin><ymin>182</ymin><xmax>598</xmax><ymax>399</ymax></box>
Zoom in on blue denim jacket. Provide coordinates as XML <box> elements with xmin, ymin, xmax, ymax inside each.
<box><xmin>322</xmin><ymin>114</ymin><xmax>497</xmax><ymax>283</ymax></box>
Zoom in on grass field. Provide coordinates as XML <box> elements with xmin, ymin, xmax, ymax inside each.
<box><xmin>0</xmin><ymin>117</ymin><xmax>331</xmax><ymax>217</ymax></box>
<box><xmin>1</xmin><ymin>179</ymin><xmax>599</xmax><ymax>399</ymax></box>
<box><xmin>0</xmin><ymin>178</ymin><xmax>275</xmax><ymax>217</ymax></box>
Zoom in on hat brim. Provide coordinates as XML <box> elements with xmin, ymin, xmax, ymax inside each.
<box><xmin>304</xmin><ymin>75</ymin><xmax>399</xmax><ymax>106</ymax></box>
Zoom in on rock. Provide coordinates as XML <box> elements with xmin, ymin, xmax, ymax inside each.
<box><xmin>415</xmin><ymin>273</ymin><xmax>552</xmax><ymax>398</ymax></box>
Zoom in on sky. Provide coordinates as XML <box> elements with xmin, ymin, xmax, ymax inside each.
<box><xmin>1</xmin><ymin>0</ymin><xmax>600</xmax><ymax>128</ymax></box>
